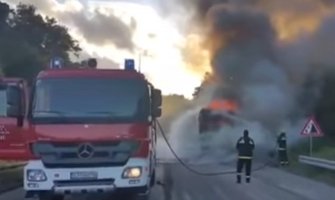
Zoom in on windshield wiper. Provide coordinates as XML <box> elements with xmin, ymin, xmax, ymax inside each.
<box><xmin>86</xmin><ymin>111</ymin><xmax>120</xmax><ymax>115</ymax></box>
<box><xmin>85</xmin><ymin>111</ymin><xmax>125</xmax><ymax>116</ymax></box>
<box><xmin>33</xmin><ymin>110</ymin><xmax>67</xmax><ymax>116</ymax></box>
<box><xmin>32</xmin><ymin>110</ymin><xmax>72</xmax><ymax>123</ymax></box>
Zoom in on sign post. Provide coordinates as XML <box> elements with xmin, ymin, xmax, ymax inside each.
<box><xmin>138</xmin><ymin>53</ymin><xmax>142</xmax><ymax>72</ymax></box>
<box><xmin>300</xmin><ymin>116</ymin><xmax>324</xmax><ymax>156</ymax></box>
<box><xmin>309</xmin><ymin>131</ymin><xmax>313</xmax><ymax>156</ymax></box>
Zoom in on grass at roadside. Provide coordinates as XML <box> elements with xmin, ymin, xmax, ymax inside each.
<box><xmin>0</xmin><ymin>167</ymin><xmax>23</xmax><ymax>193</ymax></box>
<box><xmin>0</xmin><ymin>162</ymin><xmax>25</xmax><ymax>170</ymax></box>
<box><xmin>285</xmin><ymin>138</ymin><xmax>335</xmax><ymax>186</ymax></box>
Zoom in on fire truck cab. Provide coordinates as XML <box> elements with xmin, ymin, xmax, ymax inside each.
<box><xmin>0</xmin><ymin>59</ymin><xmax>162</xmax><ymax>200</ymax></box>
<box><xmin>0</xmin><ymin>78</ymin><xmax>29</xmax><ymax>160</ymax></box>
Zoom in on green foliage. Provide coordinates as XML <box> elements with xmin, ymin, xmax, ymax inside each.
<box><xmin>162</xmin><ymin>95</ymin><xmax>191</xmax><ymax>117</ymax></box>
<box><xmin>160</xmin><ymin>95</ymin><xmax>192</xmax><ymax>132</ymax></box>
<box><xmin>287</xmin><ymin>139</ymin><xmax>335</xmax><ymax>186</ymax></box>
<box><xmin>0</xmin><ymin>1</ymin><xmax>81</xmax><ymax>83</ymax></box>
<box><xmin>192</xmin><ymin>72</ymin><xmax>212</xmax><ymax>99</ymax></box>
<box><xmin>314</xmin><ymin>73</ymin><xmax>335</xmax><ymax>138</ymax></box>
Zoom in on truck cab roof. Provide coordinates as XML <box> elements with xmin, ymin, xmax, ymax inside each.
<box><xmin>37</xmin><ymin>68</ymin><xmax>146</xmax><ymax>79</ymax></box>
<box><xmin>0</xmin><ymin>77</ymin><xmax>25</xmax><ymax>82</ymax></box>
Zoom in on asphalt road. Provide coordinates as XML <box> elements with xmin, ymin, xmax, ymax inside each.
<box><xmin>0</xmin><ymin>163</ymin><xmax>334</xmax><ymax>200</ymax></box>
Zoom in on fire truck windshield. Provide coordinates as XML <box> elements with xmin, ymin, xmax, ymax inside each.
<box><xmin>31</xmin><ymin>77</ymin><xmax>150</xmax><ymax>124</ymax></box>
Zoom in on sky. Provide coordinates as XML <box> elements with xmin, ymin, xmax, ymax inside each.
<box><xmin>4</xmin><ymin>0</ymin><xmax>202</xmax><ymax>99</ymax></box>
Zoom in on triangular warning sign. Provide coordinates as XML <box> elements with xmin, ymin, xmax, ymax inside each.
<box><xmin>301</xmin><ymin>116</ymin><xmax>324</xmax><ymax>137</ymax></box>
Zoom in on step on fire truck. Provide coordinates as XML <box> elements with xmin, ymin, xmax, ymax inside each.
<box><xmin>0</xmin><ymin>58</ymin><xmax>162</xmax><ymax>200</ymax></box>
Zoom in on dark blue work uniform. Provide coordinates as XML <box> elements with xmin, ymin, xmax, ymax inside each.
<box><xmin>236</xmin><ymin>130</ymin><xmax>255</xmax><ymax>183</ymax></box>
<box><xmin>277</xmin><ymin>132</ymin><xmax>289</xmax><ymax>166</ymax></box>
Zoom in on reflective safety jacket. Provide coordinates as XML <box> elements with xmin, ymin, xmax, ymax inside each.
<box><xmin>236</xmin><ymin>136</ymin><xmax>255</xmax><ymax>159</ymax></box>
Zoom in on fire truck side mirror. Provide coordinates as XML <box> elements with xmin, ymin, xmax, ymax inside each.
<box><xmin>87</xmin><ymin>58</ymin><xmax>97</xmax><ymax>68</ymax></box>
<box><xmin>0</xmin><ymin>83</ymin><xmax>7</xmax><ymax>90</ymax></box>
<box><xmin>6</xmin><ymin>87</ymin><xmax>24</xmax><ymax>127</ymax></box>
<box><xmin>151</xmin><ymin>89</ymin><xmax>162</xmax><ymax>118</ymax></box>
<box><xmin>153</xmin><ymin>107</ymin><xmax>162</xmax><ymax>118</ymax></box>
<box><xmin>152</xmin><ymin>89</ymin><xmax>162</xmax><ymax>108</ymax></box>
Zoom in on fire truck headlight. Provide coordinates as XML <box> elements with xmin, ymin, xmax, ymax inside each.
<box><xmin>122</xmin><ymin>167</ymin><xmax>142</xmax><ymax>179</ymax></box>
<box><xmin>54</xmin><ymin>60</ymin><xmax>60</xmax><ymax>66</ymax></box>
<box><xmin>27</xmin><ymin>169</ymin><xmax>47</xmax><ymax>182</ymax></box>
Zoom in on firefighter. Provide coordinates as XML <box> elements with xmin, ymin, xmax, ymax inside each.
<box><xmin>277</xmin><ymin>132</ymin><xmax>289</xmax><ymax>166</ymax></box>
<box><xmin>236</xmin><ymin>129</ymin><xmax>255</xmax><ymax>183</ymax></box>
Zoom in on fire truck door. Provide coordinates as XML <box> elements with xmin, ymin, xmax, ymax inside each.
<box><xmin>0</xmin><ymin>82</ymin><xmax>28</xmax><ymax>160</ymax></box>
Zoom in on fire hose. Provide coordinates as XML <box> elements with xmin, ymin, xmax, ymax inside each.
<box><xmin>156</xmin><ymin>120</ymin><xmax>278</xmax><ymax>176</ymax></box>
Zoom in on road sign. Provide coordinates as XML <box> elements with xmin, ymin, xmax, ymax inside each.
<box><xmin>301</xmin><ymin>116</ymin><xmax>324</xmax><ymax>137</ymax></box>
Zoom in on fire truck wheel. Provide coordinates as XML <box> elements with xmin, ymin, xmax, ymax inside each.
<box><xmin>150</xmin><ymin>170</ymin><xmax>156</xmax><ymax>187</ymax></box>
<box><xmin>122</xmin><ymin>193</ymin><xmax>150</xmax><ymax>200</ymax></box>
<box><xmin>38</xmin><ymin>193</ymin><xmax>64</xmax><ymax>200</ymax></box>
<box><xmin>137</xmin><ymin>194</ymin><xmax>150</xmax><ymax>200</ymax></box>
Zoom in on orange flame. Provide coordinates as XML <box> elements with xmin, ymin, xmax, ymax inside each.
<box><xmin>208</xmin><ymin>99</ymin><xmax>238</xmax><ymax>112</ymax></box>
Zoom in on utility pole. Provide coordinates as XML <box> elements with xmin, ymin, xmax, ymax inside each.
<box><xmin>138</xmin><ymin>52</ymin><xmax>142</xmax><ymax>72</ymax></box>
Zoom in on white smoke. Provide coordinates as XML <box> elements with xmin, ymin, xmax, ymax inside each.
<box><xmin>157</xmin><ymin>106</ymin><xmax>307</xmax><ymax>164</ymax></box>
<box><xmin>157</xmin><ymin>109</ymin><xmax>201</xmax><ymax>161</ymax></box>
<box><xmin>156</xmin><ymin>1</ymin><xmax>335</xmax><ymax>164</ymax></box>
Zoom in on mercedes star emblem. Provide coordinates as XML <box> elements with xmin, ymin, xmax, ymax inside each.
<box><xmin>77</xmin><ymin>143</ymin><xmax>94</xmax><ymax>159</ymax></box>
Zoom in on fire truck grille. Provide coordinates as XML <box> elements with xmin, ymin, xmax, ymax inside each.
<box><xmin>31</xmin><ymin>141</ymin><xmax>140</xmax><ymax>168</ymax></box>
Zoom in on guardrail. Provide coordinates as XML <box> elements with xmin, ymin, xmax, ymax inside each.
<box><xmin>299</xmin><ymin>155</ymin><xmax>335</xmax><ymax>170</ymax></box>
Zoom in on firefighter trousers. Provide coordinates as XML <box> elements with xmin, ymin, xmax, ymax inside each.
<box><xmin>236</xmin><ymin>158</ymin><xmax>252</xmax><ymax>183</ymax></box>
<box><xmin>278</xmin><ymin>149</ymin><xmax>288</xmax><ymax>165</ymax></box>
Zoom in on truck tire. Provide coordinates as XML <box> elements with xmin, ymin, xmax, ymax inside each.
<box><xmin>38</xmin><ymin>193</ymin><xmax>64</xmax><ymax>200</ymax></box>
<box><xmin>120</xmin><ymin>193</ymin><xmax>149</xmax><ymax>200</ymax></box>
<box><xmin>150</xmin><ymin>170</ymin><xmax>156</xmax><ymax>187</ymax></box>
<box><xmin>135</xmin><ymin>187</ymin><xmax>151</xmax><ymax>200</ymax></box>
<box><xmin>136</xmin><ymin>194</ymin><xmax>150</xmax><ymax>200</ymax></box>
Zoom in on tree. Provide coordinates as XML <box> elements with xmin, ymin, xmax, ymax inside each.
<box><xmin>0</xmin><ymin>2</ymin><xmax>81</xmax><ymax>82</ymax></box>
<box><xmin>160</xmin><ymin>95</ymin><xmax>192</xmax><ymax>132</ymax></box>
<box><xmin>314</xmin><ymin>73</ymin><xmax>335</xmax><ymax>138</ymax></box>
<box><xmin>0</xmin><ymin>2</ymin><xmax>10</xmax><ymax>28</ymax></box>
<box><xmin>192</xmin><ymin>72</ymin><xmax>213</xmax><ymax>98</ymax></box>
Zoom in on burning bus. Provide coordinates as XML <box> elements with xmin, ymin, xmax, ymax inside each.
<box><xmin>198</xmin><ymin>99</ymin><xmax>238</xmax><ymax>134</ymax></box>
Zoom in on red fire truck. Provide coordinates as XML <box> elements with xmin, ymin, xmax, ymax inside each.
<box><xmin>0</xmin><ymin>59</ymin><xmax>162</xmax><ymax>200</ymax></box>
<box><xmin>0</xmin><ymin>78</ymin><xmax>30</xmax><ymax>160</ymax></box>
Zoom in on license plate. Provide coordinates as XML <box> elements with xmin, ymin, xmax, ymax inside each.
<box><xmin>70</xmin><ymin>171</ymin><xmax>98</xmax><ymax>180</ymax></box>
